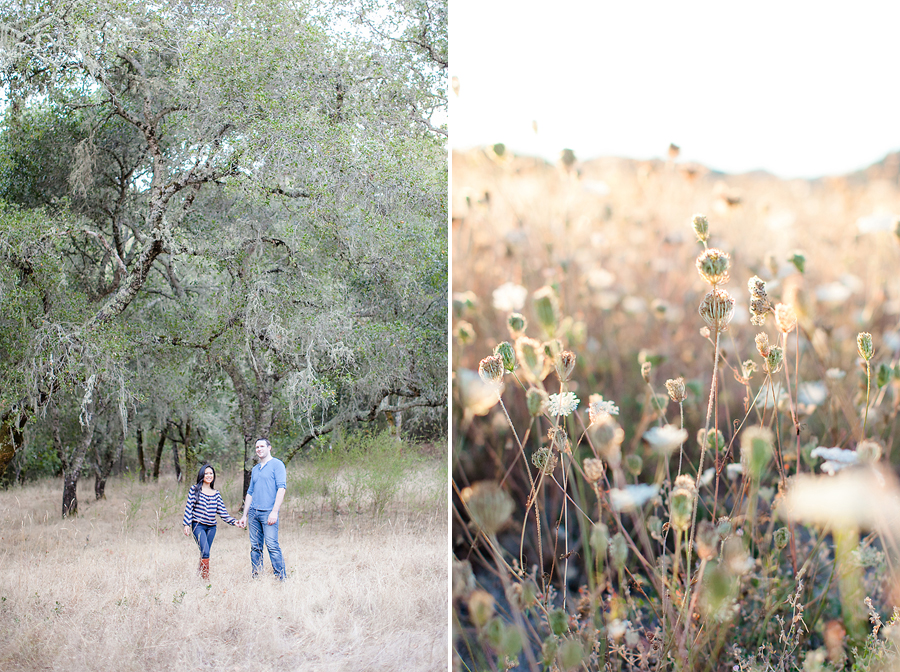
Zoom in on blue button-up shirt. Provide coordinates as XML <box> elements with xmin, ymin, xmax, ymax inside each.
<box><xmin>247</xmin><ymin>458</ymin><xmax>287</xmax><ymax>510</ymax></box>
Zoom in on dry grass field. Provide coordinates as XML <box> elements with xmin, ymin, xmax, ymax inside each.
<box><xmin>0</xmin><ymin>455</ymin><xmax>447</xmax><ymax>672</ymax></box>
<box><xmin>452</xmin><ymin>148</ymin><xmax>900</xmax><ymax>670</ymax></box>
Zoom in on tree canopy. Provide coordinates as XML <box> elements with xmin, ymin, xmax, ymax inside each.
<box><xmin>0</xmin><ymin>0</ymin><xmax>447</xmax><ymax>508</ymax></box>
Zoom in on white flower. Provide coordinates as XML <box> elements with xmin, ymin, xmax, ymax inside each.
<box><xmin>643</xmin><ymin>424</ymin><xmax>688</xmax><ymax>455</ymax></box>
<box><xmin>826</xmin><ymin>368</ymin><xmax>846</xmax><ymax>381</ymax></box>
<box><xmin>588</xmin><ymin>394</ymin><xmax>619</xmax><ymax>424</ymax></box>
<box><xmin>492</xmin><ymin>282</ymin><xmax>528</xmax><ymax>312</ymax></box>
<box><xmin>609</xmin><ymin>484</ymin><xmax>660</xmax><ymax>511</ymax></box>
<box><xmin>548</xmin><ymin>392</ymin><xmax>580</xmax><ymax>417</ymax></box>
<box><xmin>725</xmin><ymin>463</ymin><xmax>744</xmax><ymax>480</ymax></box>
<box><xmin>811</xmin><ymin>446</ymin><xmax>858</xmax><ymax>475</ymax></box>
<box><xmin>699</xmin><ymin>467</ymin><xmax>716</xmax><ymax>487</ymax></box>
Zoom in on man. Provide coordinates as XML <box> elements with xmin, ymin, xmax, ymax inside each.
<box><xmin>239</xmin><ymin>438</ymin><xmax>287</xmax><ymax>580</ymax></box>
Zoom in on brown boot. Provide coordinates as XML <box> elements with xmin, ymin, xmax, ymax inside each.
<box><xmin>200</xmin><ymin>558</ymin><xmax>209</xmax><ymax>580</ymax></box>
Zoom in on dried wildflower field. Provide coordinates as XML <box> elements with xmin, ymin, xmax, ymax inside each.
<box><xmin>452</xmin><ymin>148</ymin><xmax>900</xmax><ymax>671</ymax></box>
<box><xmin>0</xmin><ymin>454</ymin><xmax>447</xmax><ymax>672</ymax></box>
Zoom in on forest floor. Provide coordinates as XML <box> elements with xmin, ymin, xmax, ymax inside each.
<box><xmin>0</xmin><ymin>456</ymin><xmax>447</xmax><ymax>671</ymax></box>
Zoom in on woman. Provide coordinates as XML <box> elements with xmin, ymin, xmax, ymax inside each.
<box><xmin>182</xmin><ymin>463</ymin><xmax>244</xmax><ymax>579</ymax></box>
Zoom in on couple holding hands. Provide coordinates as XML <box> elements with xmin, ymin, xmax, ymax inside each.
<box><xmin>181</xmin><ymin>438</ymin><xmax>287</xmax><ymax>580</ymax></box>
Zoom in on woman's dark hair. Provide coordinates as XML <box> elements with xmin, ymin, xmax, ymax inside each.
<box><xmin>194</xmin><ymin>463</ymin><xmax>216</xmax><ymax>491</ymax></box>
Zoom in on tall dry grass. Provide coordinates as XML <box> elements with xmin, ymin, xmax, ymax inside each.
<box><xmin>0</xmin><ymin>455</ymin><xmax>447</xmax><ymax>672</ymax></box>
<box><xmin>452</xmin><ymin>148</ymin><xmax>900</xmax><ymax>670</ymax></box>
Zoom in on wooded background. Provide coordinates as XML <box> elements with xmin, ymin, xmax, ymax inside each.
<box><xmin>0</xmin><ymin>0</ymin><xmax>448</xmax><ymax>515</ymax></box>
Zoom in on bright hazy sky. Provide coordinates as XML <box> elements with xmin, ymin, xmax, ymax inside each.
<box><xmin>450</xmin><ymin>1</ymin><xmax>900</xmax><ymax>179</ymax></box>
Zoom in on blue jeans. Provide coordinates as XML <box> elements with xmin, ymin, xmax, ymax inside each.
<box><xmin>191</xmin><ymin>522</ymin><xmax>217</xmax><ymax>559</ymax></box>
<box><xmin>248</xmin><ymin>509</ymin><xmax>286</xmax><ymax>579</ymax></box>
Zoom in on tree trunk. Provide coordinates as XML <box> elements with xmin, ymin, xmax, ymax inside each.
<box><xmin>171</xmin><ymin>437</ymin><xmax>182</xmax><ymax>482</ymax></box>
<box><xmin>152</xmin><ymin>426</ymin><xmax>167</xmax><ymax>480</ymax></box>
<box><xmin>53</xmin><ymin>404</ymin><xmax>96</xmax><ymax>518</ymax></box>
<box><xmin>0</xmin><ymin>410</ymin><xmax>27</xmax><ymax>480</ymax></box>
<box><xmin>94</xmin><ymin>428</ymin><xmax>125</xmax><ymax>500</ymax></box>
<box><xmin>136</xmin><ymin>424</ymin><xmax>146</xmax><ymax>482</ymax></box>
<box><xmin>182</xmin><ymin>416</ymin><xmax>196</xmax><ymax>479</ymax></box>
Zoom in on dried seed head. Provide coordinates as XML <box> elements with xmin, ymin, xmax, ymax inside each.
<box><xmin>774</xmin><ymin>303</ymin><xmax>797</xmax><ymax>334</ymax></box>
<box><xmin>532</xmin><ymin>446</ymin><xmax>558</xmax><ymax>475</ymax></box>
<box><xmin>665</xmin><ymin>377</ymin><xmax>686</xmax><ymax>402</ymax></box>
<box><xmin>856</xmin><ymin>439</ymin><xmax>883</xmax><ymax>463</ymax></box>
<box><xmin>478</xmin><ymin>354</ymin><xmax>504</xmax><ymax>386</ymax></box>
<box><xmin>695</xmin><ymin>248</ymin><xmax>731</xmax><ymax>286</ymax></box>
<box><xmin>742</xmin><ymin>359</ymin><xmax>758</xmax><ymax>378</ymax></box>
<box><xmin>507</xmin><ymin>312</ymin><xmax>527</xmax><ymax>338</ymax></box>
<box><xmin>460</xmin><ymin>481</ymin><xmax>515</xmax><ymax>536</ymax></box>
<box><xmin>640</xmin><ymin>361</ymin><xmax>652</xmax><ymax>383</ymax></box>
<box><xmin>493</xmin><ymin>341</ymin><xmax>516</xmax><ymax>373</ymax></box>
<box><xmin>699</xmin><ymin>288</ymin><xmax>735</xmax><ymax>330</ymax></box>
<box><xmin>696</xmin><ymin>520</ymin><xmax>719</xmax><ymax>560</ymax></box>
<box><xmin>516</xmin><ymin>337</ymin><xmax>548</xmax><ymax>383</ymax></box>
<box><xmin>548</xmin><ymin>426</ymin><xmax>570</xmax><ymax>453</ymax></box>
<box><xmin>670</xmin><ymin>484</ymin><xmax>696</xmax><ymax>532</ymax></box>
<box><xmin>583</xmin><ymin>457</ymin><xmax>605</xmax><ymax>485</ymax></box>
<box><xmin>525</xmin><ymin>387</ymin><xmax>549</xmax><ymax>416</ymax></box>
<box><xmin>556</xmin><ymin>350</ymin><xmax>576</xmax><ymax>381</ymax></box>
<box><xmin>857</xmin><ymin>332</ymin><xmax>874</xmax><ymax>362</ymax></box>
<box><xmin>748</xmin><ymin>275</ymin><xmax>766</xmax><ymax>298</ymax></box>
<box><xmin>765</xmin><ymin>346</ymin><xmax>784</xmax><ymax>374</ymax></box>
<box><xmin>755</xmin><ymin>333</ymin><xmax>770</xmax><ymax>357</ymax></box>
<box><xmin>533</xmin><ymin>286</ymin><xmax>560</xmax><ymax>336</ymax></box>
<box><xmin>691</xmin><ymin>213</ymin><xmax>710</xmax><ymax>244</ymax></box>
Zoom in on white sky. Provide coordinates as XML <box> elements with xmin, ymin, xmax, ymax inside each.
<box><xmin>450</xmin><ymin>1</ymin><xmax>900</xmax><ymax>179</ymax></box>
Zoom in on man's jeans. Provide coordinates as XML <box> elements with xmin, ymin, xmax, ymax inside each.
<box><xmin>191</xmin><ymin>522</ymin><xmax>217</xmax><ymax>559</ymax></box>
<box><xmin>248</xmin><ymin>508</ymin><xmax>286</xmax><ymax>579</ymax></box>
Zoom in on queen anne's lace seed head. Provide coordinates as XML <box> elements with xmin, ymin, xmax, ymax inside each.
<box><xmin>583</xmin><ymin>457</ymin><xmax>605</xmax><ymax>485</ymax></box>
<box><xmin>556</xmin><ymin>350</ymin><xmax>576</xmax><ymax>382</ymax></box>
<box><xmin>507</xmin><ymin>312</ymin><xmax>527</xmax><ymax>338</ymax></box>
<box><xmin>665</xmin><ymin>377</ymin><xmax>686</xmax><ymax>403</ymax></box>
<box><xmin>478</xmin><ymin>354</ymin><xmax>504</xmax><ymax>386</ymax></box>
<box><xmin>588</xmin><ymin>396</ymin><xmax>620</xmax><ymax>424</ymax></box>
<box><xmin>699</xmin><ymin>289</ymin><xmax>735</xmax><ymax>330</ymax></box>
<box><xmin>755</xmin><ymin>333</ymin><xmax>770</xmax><ymax>357</ymax></box>
<box><xmin>460</xmin><ymin>481</ymin><xmax>514</xmax><ymax>536</ymax></box>
<box><xmin>765</xmin><ymin>346</ymin><xmax>784</xmax><ymax>374</ymax></box>
<box><xmin>532</xmin><ymin>447</ymin><xmax>558</xmax><ymax>475</ymax></box>
<box><xmin>493</xmin><ymin>341</ymin><xmax>516</xmax><ymax>372</ymax></box>
<box><xmin>695</xmin><ymin>248</ymin><xmax>731</xmax><ymax>286</ymax></box>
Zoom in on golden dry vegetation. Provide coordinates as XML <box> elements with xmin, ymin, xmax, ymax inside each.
<box><xmin>0</xmin><ymin>457</ymin><xmax>447</xmax><ymax>672</ymax></box>
<box><xmin>452</xmin><ymin>147</ymin><xmax>900</xmax><ymax>671</ymax></box>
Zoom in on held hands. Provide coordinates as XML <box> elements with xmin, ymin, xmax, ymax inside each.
<box><xmin>237</xmin><ymin>516</ymin><xmax>247</xmax><ymax>529</ymax></box>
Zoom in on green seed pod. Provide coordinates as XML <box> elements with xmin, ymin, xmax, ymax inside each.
<box><xmin>493</xmin><ymin>341</ymin><xmax>516</xmax><ymax>373</ymax></box>
<box><xmin>525</xmin><ymin>387</ymin><xmax>548</xmax><ymax>416</ymax></box>
<box><xmin>691</xmin><ymin>213</ymin><xmax>710</xmax><ymax>244</ymax></box>
<box><xmin>454</xmin><ymin>320</ymin><xmax>475</xmax><ymax>345</ymax></box>
<box><xmin>624</xmin><ymin>453</ymin><xmax>643</xmax><ymax>477</ymax></box>
<box><xmin>669</xmin><ymin>478</ymin><xmax>696</xmax><ymax>532</ymax></box>
<box><xmin>609</xmin><ymin>532</ymin><xmax>628</xmax><ymax>572</ymax></box>
<box><xmin>590</xmin><ymin>522</ymin><xmax>609</xmax><ymax>557</ymax></box>
<box><xmin>773</xmin><ymin>526</ymin><xmax>790</xmax><ymax>551</ymax></box>
<box><xmin>533</xmin><ymin>286</ymin><xmax>560</xmax><ymax>337</ymax></box>
<box><xmin>740</xmin><ymin>426</ymin><xmax>774</xmax><ymax>480</ymax></box>
<box><xmin>507</xmin><ymin>312</ymin><xmax>527</xmax><ymax>338</ymax></box>
<box><xmin>765</xmin><ymin>346</ymin><xmax>784</xmax><ymax>374</ymax></box>
<box><xmin>557</xmin><ymin>638</ymin><xmax>586</xmax><ymax>670</ymax></box>
<box><xmin>788</xmin><ymin>250</ymin><xmax>806</xmax><ymax>273</ymax></box>
<box><xmin>857</xmin><ymin>332</ymin><xmax>874</xmax><ymax>362</ymax></box>
<box><xmin>541</xmin><ymin>636</ymin><xmax>559</xmax><ymax>667</ymax></box>
<box><xmin>496</xmin><ymin>623</ymin><xmax>523</xmax><ymax>659</ymax></box>
<box><xmin>877</xmin><ymin>362</ymin><xmax>892</xmax><ymax>388</ymax></box>
<box><xmin>548</xmin><ymin>608</ymin><xmax>569</xmax><ymax>636</ymax></box>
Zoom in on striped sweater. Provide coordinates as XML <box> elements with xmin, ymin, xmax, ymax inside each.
<box><xmin>182</xmin><ymin>487</ymin><xmax>238</xmax><ymax>527</ymax></box>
